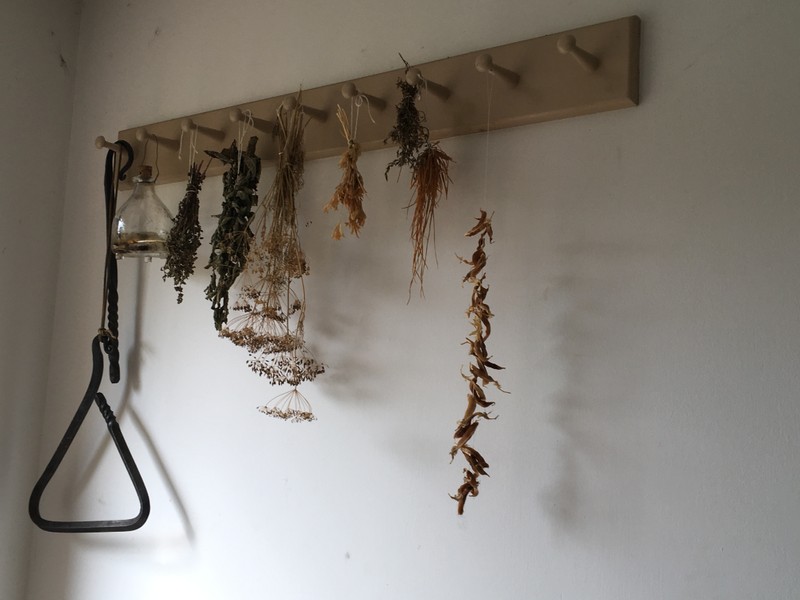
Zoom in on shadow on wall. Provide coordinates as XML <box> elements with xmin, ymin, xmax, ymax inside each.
<box><xmin>68</xmin><ymin>261</ymin><xmax>195</xmax><ymax>548</ymax></box>
<box><xmin>540</xmin><ymin>237</ymin><xmax>651</xmax><ymax>537</ymax></box>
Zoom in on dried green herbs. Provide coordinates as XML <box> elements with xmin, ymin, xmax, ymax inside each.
<box><xmin>451</xmin><ymin>210</ymin><xmax>505</xmax><ymax>515</ymax></box>
<box><xmin>204</xmin><ymin>137</ymin><xmax>261</xmax><ymax>330</ymax></box>
<box><xmin>385</xmin><ymin>61</ymin><xmax>453</xmax><ymax>295</ymax></box>
<box><xmin>324</xmin><ymin>105</ymin><xmax>367</xmax><ymax>239</ymax></box>
<box><xmin>220</xmin><ymin>101</ymin><xmax>324</xmax><ymax>421</ymax></box>
<box><xmin>162</xmin><ymin>162</ymin><xmax>206</xmax><ymax>303</ymax></box>
<box><xmin>384</xmin><ymin>77</ymin><xmax>428</xmax><ymax>179</ymax></box>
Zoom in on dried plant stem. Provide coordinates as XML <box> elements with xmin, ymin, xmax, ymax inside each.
<box><xmin>324</xmin><ymin>105</ymin><xmax>367</xmax><ymax>239</ymax></box>
<box><xmin>204</xmin><ymin>137</ymin><xmax>261</xmax><ymax>330</ymax></box>
<box><xmin>162</xmin><ymin>162</ymin><xmax>206</xmax><ymax>303</ymax></box>
<box><xmin>451</xmin><ymin>210</ymin><xmax>506</xmax><ymax>514</ymax></box>
<box><xmin>385</xmin><ymin>60</ymin><xmax>454</xmax><ymax>296</ymax></box>
<box><xmin>408</xmin><ymin>143</ymin><xmax>452</xmax><ymax>296</ymax></box>
<box><xmin>220</xmin><ymin>98</ymin><xmax>324</xmax><ymax>419</ymax></box>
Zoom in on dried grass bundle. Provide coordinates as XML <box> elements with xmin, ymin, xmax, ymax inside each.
<box><xmin>324</xmin><ymin>105</ymin><xmax>366</xmax><ymax>239</ymax></box>
<box><xmin>162</xmin><ymin>162</ymin><xmax>206</xmax><ymax>303</ymax></box>
<box><xmin>220</xmin><ymin>99</ymin><xmax>324</xmax><ymax>418</ymax></box>
<box><xmin>450</xmin><ymin>210</ymin><xmax>506</xmax><ymax>514</ymax></box>
<box><xmin>408</xmin><ymin>143</ymin><xmax>452</xmax><ymax>294</ymax></box>
<box><xmin>385</xmin><ymin>60</ymin><xmax>453</xmax><ymax>296</ymax></box>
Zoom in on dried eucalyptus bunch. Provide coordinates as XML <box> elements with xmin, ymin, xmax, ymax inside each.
<box><xmin>220</xmin><ymin>100</ymin><xmax>324</xmax><ymax>419</ymax></box>
<box><xmin>324</xmin><ymin>105</ymin><xmax>367</xmax><ymax>239</ymax></box>
<box><xmin>385</xmin><ymin>59</ymin><xmax>453</xmax><ymax>295</ymax></box>
<box><xmin>204</xmin><ymin>137</ymin><xmax>261</xmax><ymax>330</ymax></box>
<box><xmin>162</xmin><ymin>162</ymin><xmax>207</xmax><ymax>303</ymax></box>
<box><xmin>451</xmin><ymin>210</ymin><xmax>506</xmax><ymax>514</ymax></box>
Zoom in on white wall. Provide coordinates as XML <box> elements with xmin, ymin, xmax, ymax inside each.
<box><xmin>24</xmin><ymin>1</ymin><xmax>800</xmax><ymax>599</ymax></box>
<box><xmin>0</xmin><ymin>2</ymin><xmax>80</xmax><ymax>600</ymax></box>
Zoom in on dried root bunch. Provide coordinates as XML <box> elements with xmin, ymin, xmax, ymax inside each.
<box><xmin>451</xmin><ymin>210</ymin><xmax>505</xmax><ymax>515</ymax></box>
<box><xmin>385</xmin><ymin>61</ymin><xmax>453</xmax><ymax>295</ymax></box>
<box><xmin>324</xmin><ymin>105</ymin><xmax>367</xmax><ymax>239</ymax></box>
<box><xmin>220</xmin><ymin>100</ymin><xmax>324</xmax><ymax>418</ymax></box>
<box><xmin>162</xmin><ymin>162</ymin><xmax>206</xmax><ymax>303</ymax></box>
<box><xmin>204</xmin><ymin>137</ymin><xmax>261</xmax><ymax>330</ymax></box>
<box><xmin>409</xmin><ymin>143</ymin><xmax>452</xmax><ymax>294</ymax></box>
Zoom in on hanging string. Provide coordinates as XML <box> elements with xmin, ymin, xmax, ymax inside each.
<box><xmin>237</xmin><ymin>109</ymin><xmax>253</xmax><ymax>170</ymax></box>
<box><xmin>482</xmin><ymin>74</ymin><xmax>495</xmax><ymax>205</ymax></box>
<box><xmin>139</xmin><ymin>135</ymin><xmax>161</xmax><ymax>181</ymax></box>
<box><xmin>189</xmin><ymin>123</ymin><xmax>199</xmax><ymax>166</ymax></box>
<box><xmin>177</xmin><ymin>128</ymin><xmax>185</xmax><ymax>161</ymax></box>
<box><xmin>350</xmin><ymin>94</ymin><xmax>375</xmax><ymax>142</ymax></box>
<box><xmin>153</xmin><ymin>136</ymin><xmax>160</xmax><ymax>181</ymax></box>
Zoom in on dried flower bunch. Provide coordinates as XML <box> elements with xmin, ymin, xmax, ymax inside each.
<box><xmin>162</xmin><ymin>162</ymin><xmax>207</xmax><ymax>303</ymax></box>
<box><xmin>324</xmin><ymin>105</ymin><xmax>367</xmax><ymax>239</ymax></box>
<box><xmin>451</xmin><ymin>210</ymin><xmax>505</xmax><ymax>514</ymax></box>
<box><xmin>385</xmin><ymin>60</ymin><xmax>453</xmax><ymax>295</ymax></box>
<box><xmin>204</xmin><ymin>137</ymin><xmax>261</xmax><ymax>330</ymax></box>
<box><xmin>220</xmin><ymin>100</ymin><xmax>324</xmax><ymax>421</ymax></box>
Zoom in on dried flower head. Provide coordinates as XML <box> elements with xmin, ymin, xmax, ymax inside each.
<box><xmin>258</xmin><ymin>387</ymin><xmax>317</xmax><ymax>423</ymax></box>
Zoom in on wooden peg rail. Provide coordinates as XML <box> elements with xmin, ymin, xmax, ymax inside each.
<box><xmin>116</xmin><ymin>15</ymin><xmax>640</xmax><ymax>187</ymax></box>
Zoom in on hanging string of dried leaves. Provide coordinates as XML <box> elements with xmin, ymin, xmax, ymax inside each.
<box><xmin>220</xmin><ymin>100</ymin><xmax>324</xmax><ymax>421</ymax></box>
<box><xmin>450</xmin><ymin>210</ymin><xmax>506</xmax><ymax>515</ymax></box>
<box><xmin>385</xmin><ymin>59</ymin><xmax>453</xmax><ymax>295</ymax></box>
<box><xmin>324</xmin><ymin>105</ymin><xmax>367</xmax><ymax>239</ymax></box>
<box><xmin>204</xmin><ymin>137</ymin><xmax>261</xmax><ymax>330</ymax></box>
<box><xmin>162</xmin><ymin>162</ymin><xmax>207</xmax><ymax>303</ymax></box>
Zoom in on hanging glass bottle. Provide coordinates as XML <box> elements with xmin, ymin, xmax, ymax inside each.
<box><xmin>112</xmin><ymin>165</ymin><xmax>173</xmax><ymax>260</ymax></box>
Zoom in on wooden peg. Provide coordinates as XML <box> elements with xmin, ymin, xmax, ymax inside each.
<box><xmin>474</xmin><ymin>53</ymin><xmax>520</xmax><ymax>87</ymax></box>
<box><xmin>95</xmin><ymin>135</ymin><xmax>121</xmax><ymax>153</ymax></box>
<box><xmin>405</xmin><ymin>68</ymin><xmax>451</xmax><ymax>100</ymax></box>
<box><xmin>341</xmin><ymin>82</ymin><xmax>387</xmax><ymax>110</ymax></box>
<box><xmin>181</xmin><ymin>118</ymin><xmax>226</xmax><ymax>141</ymax></box>
<box><xmin>282</xmin><ymin>96</ymin><xmax>328</xmax><ymax>122</ymax></box>
<box><xmin>228</xmin><ymin>108</ymin><xmax>275</xmax><ymax>134</ymax></box>
<box><xmin>557</xmin><ymin>34</ymin><xmax>600</xmax><ymax>72</ymax></box>
<box><xmin>135</xmin><ymin>128</ymin><xmax>180</xmax><ymax>151</ymax></box>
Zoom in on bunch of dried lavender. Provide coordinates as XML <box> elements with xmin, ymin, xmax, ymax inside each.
<box><xmin>162</xmin><ymin>162</ymin><xmax>206</xmax><ymax>303</ymax></box>
<box><xmin>220</xmin><ymin>101</ymin><xmax>324</xmax><ymax>420</ymax></box>
<box><xmin>204</xmin><ymin>137</ymin><xmax>261</xmax><ymax>330</ymax></box>
<box><xmin>450</xmin><ymin>210</ymin><xmax>505</xmax><ymax>514</ymax></box>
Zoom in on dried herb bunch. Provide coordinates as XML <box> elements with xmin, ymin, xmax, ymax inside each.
<box><xmin>324</xmin><ymin>105</ymin><xmax>367</xmax><ymax>239</ymax></box>
<box><xmin>451</xmin><ymin>210</ymin><xmax>505</xmax><ymax>515</ymax></box>
<box><xmin>162</xmin><ymin>162</ymin><xmax>207</xmax><ymax>303</ymax></box>
<box><xmin>220</xmin><ymin>101</ymin><xmax>324</xmax><ymax>421</ymax></box>
<box><xmin>384</xmin><ymin>76</ymin><xmax>428</xmax><ymax>178</ymax></box>
<box><xmin>204</xmin><ymin>137</ymin><xmax>261</xmax><ymax>330</ymax></box>
<box><xmin>385</xmin><ymin>60</ymin><xmax>453</xmax><ymax>295</ymax></box>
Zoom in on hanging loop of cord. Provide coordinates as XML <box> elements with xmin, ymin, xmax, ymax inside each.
<box><xmin>28</xmin><ymin>140</ymin><xmax>150</xmax><ymax>533</ymax></box>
